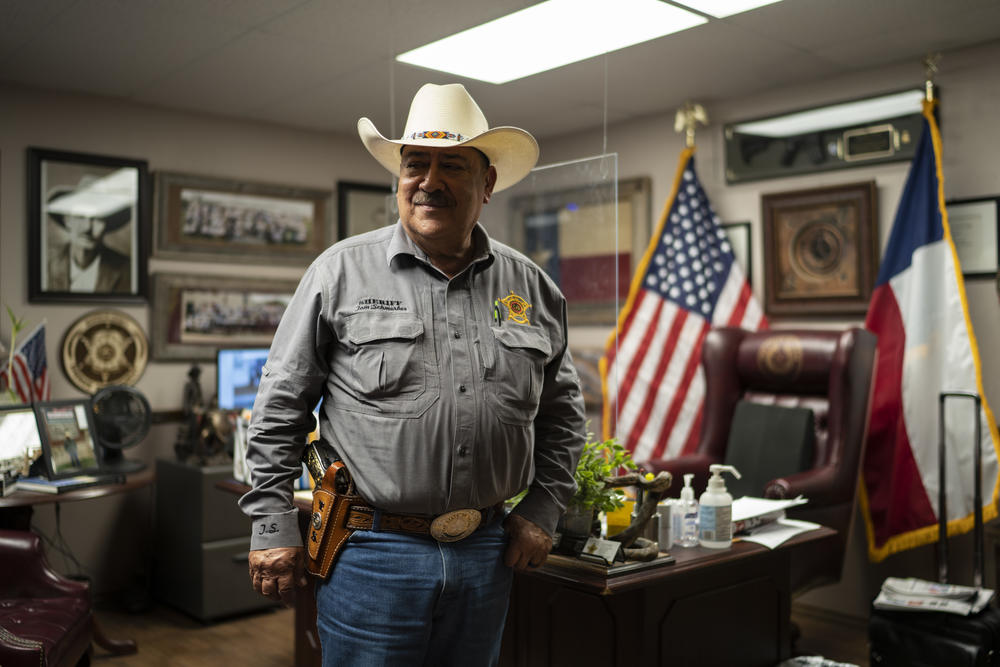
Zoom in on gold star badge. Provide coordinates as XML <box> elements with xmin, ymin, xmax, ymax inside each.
<box><xmin>499</xmin><ymin>291</ymin><xmax>532</xmax><ymax>325</ymax></box>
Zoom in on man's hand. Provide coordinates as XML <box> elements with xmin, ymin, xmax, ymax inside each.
<box><xmin>503</xmin><ymin>514</ymin><xmax>552</xmax><ymax>571</ymax></box>
<box><xmin>248</xmin><ymin>546</ymin><xmax>307</xmax><ymax>606</ymax></box>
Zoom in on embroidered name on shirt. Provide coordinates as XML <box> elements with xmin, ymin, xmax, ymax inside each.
<box><xmin>356</xmin><ymin>298</ymin><xmax>407</xmax><ymax>312</ymax></box>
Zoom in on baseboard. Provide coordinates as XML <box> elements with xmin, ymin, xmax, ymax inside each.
<box><xmin>792</xmin><ymin>601</ymin><xmax>869</xmax><ymax>631</ymax></box>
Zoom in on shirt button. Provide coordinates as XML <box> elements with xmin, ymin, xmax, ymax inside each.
<box><xmin>458</xmin><ymin>446</ymin><xmax>469</xmax><ymax>456</ymax></box>
<box><xmin>454</xmin><ymin>331</ymin><xmax>461</xmax><ymax>339</ymax></box>
<box><xmin>458</xmin><ymin>384</ymin><xmax>467</xmax><ymax>393</ymax></box>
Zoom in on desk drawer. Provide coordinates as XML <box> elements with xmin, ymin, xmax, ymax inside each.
<box><xmin>201</xmin><ymin>536</ymin><xmax>277</xmax><ymax>620</ymax></box>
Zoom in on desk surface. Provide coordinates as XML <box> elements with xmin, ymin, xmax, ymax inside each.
<box><xmin>0</xmin><ymin>469</ymin><xmax>155</xmax><ymax>508</ymax></box>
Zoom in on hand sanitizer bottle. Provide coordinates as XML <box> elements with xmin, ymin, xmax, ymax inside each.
<box><xmin>678</xmin><ymin>473</ymin><xmax>699</xmax><ymax>547</ymax></box>
<box><xmin>698</xmin><ymin>464</ymin><xmax>742</xmax><ymax>549</ymax></box>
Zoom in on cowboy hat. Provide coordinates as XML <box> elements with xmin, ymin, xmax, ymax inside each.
<box><xmin>358</xmin><ymin>83</ymin><xmax>539</xmax><ymax>192</ymax></box>
<box><xmin>46</xmin><ymin>169</ymin><xmax>136</xmax><ymax>230</ymax></box>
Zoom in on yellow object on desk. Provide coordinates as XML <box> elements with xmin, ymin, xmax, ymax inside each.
<box><xmin>605</xmin><ymin>500</ymin><xmax>634</xmax><ymax>537</ymax></box>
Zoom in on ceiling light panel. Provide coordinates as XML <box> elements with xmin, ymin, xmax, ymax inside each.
<box><xmin>396</xmin><ymin>0</ymin><xmax>707</xmax><ymax>84</ymax></box>
<box><xmin>672</xmin><ymin>0</ymin><xmax>784</xmax><ymax>19</ymax></box>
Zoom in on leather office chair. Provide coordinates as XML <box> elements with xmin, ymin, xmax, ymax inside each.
<box><xmin>641</xmin><ymin>326</ymin><xmax>877</xmax><ymax>594</ymax></box>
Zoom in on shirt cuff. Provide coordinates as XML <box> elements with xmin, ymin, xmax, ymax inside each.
<box><xmin>249</xmin><ymin>509</ymin><xmax>302</xmax><ymax>550</ymax></box>
<box><xmin>509</xmin><ymin>491</ymin><xmax>564</xmax><ymax>537</ymax></box>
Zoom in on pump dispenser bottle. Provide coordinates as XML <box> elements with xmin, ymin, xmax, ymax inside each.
<box><xmin>698</xmin><ymin>464</ymin><xmax>741</xmax><ymax>549</ymax></box>
<box><xmin>677</xmin><ymin>473</ymin><xmax>699</xmax><ymax>547</ymax></box>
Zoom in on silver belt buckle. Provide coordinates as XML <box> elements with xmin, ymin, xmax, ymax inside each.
<box><xmin>430</xmin><ymin>509</ymin><xmax>481</xmax><ymax>542</ymax></box>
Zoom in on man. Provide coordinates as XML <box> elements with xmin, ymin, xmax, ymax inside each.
<box><xmin>45</xmin><ymin>174</ymin><xmax>134</xmax><ymax>294</ymax></box>
<box><xmin>240</xmin><ymin>83</ymin><xmax>586</xmax><ymax>666</ymax></box>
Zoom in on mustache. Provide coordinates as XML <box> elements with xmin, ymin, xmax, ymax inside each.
<box><xmin>413</xmin><ymin>192</ymin><xmax>453</xmax><ymax>207</ymax></box>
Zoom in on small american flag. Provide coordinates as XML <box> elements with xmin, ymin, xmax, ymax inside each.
<box><xmin>601</xmin><ymin>149</ymin><xmax>766</xmax><ymax>463</ymax></box>
<box><xmin>0</xmin><ymin>322</ymin><xmax>50</xmax><ymax>403</ymax></box>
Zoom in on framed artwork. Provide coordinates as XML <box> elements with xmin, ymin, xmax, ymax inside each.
<box><xmin>337</xmin><ymin>181</ymin><xmax>393</xmax><ymax>239</ymax></box>
<box><xmin>151</xmin><ymin>273</ymin><xmax>298</xmax><ymax>361</ymax></box>
<box><xmin>27</xmin><ymin>147</ymin><xmax>149</xmax><ymax>303</ymax></box>
<box><xmin>154</xmin><ymin>171</ymin><xmax>332</xmax><ymax>264</ymax></box>
<box><xmin>946</xmin><ymin>196</ymin><xmax>999</xmax><ymax>277</ymax></box>
<box><xmin>722</xmin><ymin>221</ymin><xmax>753</xmax><ymax>286</ymax></box>
<box><xmin>509</xmin><ymin>177</ymin><xmax>652</xmax><ymax>325</ymax></box>
<box><xmin>34</xmin><ymin>400</ymin><xmax>103</xmax><ymax>478</ymax></box>
<box><xmin>761</xmin><ymin>181</ymin><xmax>877</xmax><ymax>317</ymax></box>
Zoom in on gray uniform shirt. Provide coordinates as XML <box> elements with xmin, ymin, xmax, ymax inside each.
<box><xmin>240</xmin><ymin>222</ymin><xmax>586</xmax><ymax>550</ymax></box>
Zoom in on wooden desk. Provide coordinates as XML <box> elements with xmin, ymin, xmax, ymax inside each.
<box><xmin>0</xmin><ymin>469</ymin><xmax>155</xmax><ymax>530</ymax></box>
<box><xmin>501</xmin><ymin>527</ymin><xmax>837</xmax><ymax>667</ymax></box>
<box><xmin>217</xmin><ymin>478</ymin><xmax>834</xmax><ymax>667</ymax></box>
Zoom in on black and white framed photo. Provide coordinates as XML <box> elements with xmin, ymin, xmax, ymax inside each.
<box><xmin>947</xmin><ymin>196</ymin><xmax>999</xmax><ymax>277</ymax></box>
<box><xmin>337</xmin><ymin>181</ymin><xmax>393</xmax><ymax>240</ymax></box>
<box><xmin>28</xmin><ymin>147</ymin><xmax>149</xmax><ymax>303</ymax></box>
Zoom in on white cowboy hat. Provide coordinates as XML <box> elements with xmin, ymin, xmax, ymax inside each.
<box><xmin>358</xmin><ymin>83</ymin><xmax>539</xmax><ymax>192</ymax></box>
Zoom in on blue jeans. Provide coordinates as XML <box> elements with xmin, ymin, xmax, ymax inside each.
<box><xmin>315</xmin><ymin>520</ymin><xmax>513</xmax><ymax>667</ymax></box>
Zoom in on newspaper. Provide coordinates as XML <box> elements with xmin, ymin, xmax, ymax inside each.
<box><xmin>873</xmin><ymin>577</ymin><xmax>995</xmax><ymax>615</ymax></box>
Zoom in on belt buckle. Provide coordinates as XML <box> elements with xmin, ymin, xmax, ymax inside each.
<box><xmin>430</xmin><ymin>509</ymin><xmax>481</xmax><ymax>542</ymax></box>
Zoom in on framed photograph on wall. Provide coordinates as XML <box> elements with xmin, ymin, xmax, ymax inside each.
<box><xmin>946</xmin><ymin>196</ymin><xmax>999</xmax><ymax>277</ymax></box>
<box><xmin>761</xmin><ymin>181</ymin><xmax>878</xmax><ymax>317</ymax></box>
<box><xmin>721</xmin><ymin>221</ymin><xmax>753</xmax><ymax>286</ymax></box>
<box><xmin>151</xmin><ymin>273</ymin><xmax>298</xmax><ymax>361</ymax></box>
<box><xmin>154</xmin><ymin>172</ymin><xmax>332</xmax><ymax>265</ymax></box>
<box><xmin>27</xmin><ymin>147</ymin><xmax>149</xmax><ymax>303</ymax></box>
<box><xmin>337</xmin><ymin>181</ymin><xmax>394</xmax><ymax>240</ymax></box>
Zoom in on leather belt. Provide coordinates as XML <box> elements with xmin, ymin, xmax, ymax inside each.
<box><xmin>345</xmin><ymin>502</ymin><xmax>504</xmax><ymax>542</ymax></box>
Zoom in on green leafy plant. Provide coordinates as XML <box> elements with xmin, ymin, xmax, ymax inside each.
<box><xmin>3</xmin><ymin>305</ymin><xmax>26</xmax><ymax>403</ymax></box>
<box><xmin>568</xmin><ymin>431</ymin><xmax>637</xmax><ymax>513</ymax></box>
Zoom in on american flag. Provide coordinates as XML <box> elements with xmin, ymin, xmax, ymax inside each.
<box><xmin>0</xmin><ymin>322</ymin><xmax>50</xmax><ymax>403</ymax></box>
<box><xmin>600</xmin><ymin>149</ymin><xmax>766</xmax><ymax>462</ymax></box>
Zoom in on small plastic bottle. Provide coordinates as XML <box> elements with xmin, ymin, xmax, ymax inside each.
<box><xmin>698</xmin><ymin>464</ymin><xmax>742</xmax><ymax>549</ymax></box>
<box><xmin>678</xmin><ymin>473</ymin><xmax>699</xmax><ymax>547</ymax></box>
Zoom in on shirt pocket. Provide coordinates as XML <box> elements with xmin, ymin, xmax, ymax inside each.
<box><xmin>484</xmin><ymin>325</ymin><xmax>552</xmax><ymax>427</ymax></box>
<box><xmin>344</xmin><ymin>313</ymin><xmax>432</xmax><ymax>415</ymax></box>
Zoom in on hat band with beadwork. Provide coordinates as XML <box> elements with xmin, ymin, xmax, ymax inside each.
<box><xmin>406</xmin><ymin>130</ymin><xmax>469</xmax><ymax>142</ymax></box>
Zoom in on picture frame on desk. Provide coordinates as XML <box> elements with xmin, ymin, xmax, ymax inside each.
<box><xmin>946</xmin><ymin>196</ymin><xmax>999</xmax><ymax>277</ymax></box>
<box><xmin>761</xmin><ymin>181</ymin><xmax>877</xmax><ymax>317</ymax></box>
<box><xmin>27</xmin><ymin>147</ymin><xmax>150</xmax><ymax>304</ymax></box>
<box><xmin>154</xmin><ymin>171</ymin><xmax>333</xmax><ymax>265</ymax></box>
<box><xmin>34</xmin><ymin>399</ymin><xmax>104</xmax><ymax>479</ymax></box>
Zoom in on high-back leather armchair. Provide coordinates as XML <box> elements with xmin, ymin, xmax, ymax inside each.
<box><xmin>0</xmin><ymin>529</ymin><xmax>93</xmax><ymax>667</ymax></box>
<box><xmin>642</xmin><ymin>326</ymin><xmax>877</xmax><ymax>594</ymax></box>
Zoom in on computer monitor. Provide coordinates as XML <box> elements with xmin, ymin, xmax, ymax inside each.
<box><xmin>0</xmin><ymin>405</ymin><xmax>43</xmax><ymax>474</ymax></box>
<box><xmin>217</xmin><ymin>347</ymin><xmax>269</xmax><ymax>411</ymax></box>
<box><xmin>33</xmin><ymin>399</ymin><xmax>103</xmax><ymax>478</ymax></box>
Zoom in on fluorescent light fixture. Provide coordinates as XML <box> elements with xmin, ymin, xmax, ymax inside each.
<box><xmin>732</xmin><ymin>89</ymin><xmax>926</xmax><ymax>138</ymax></box>
<box><xmin>673</xmin><ymin>0</ymin><xmax>784</xmax><ymax>18</ymax></box>
<box><xmin>396</xmin><ymin>0</ymin><xmax>707</xmax><ymax>84</ymax></box>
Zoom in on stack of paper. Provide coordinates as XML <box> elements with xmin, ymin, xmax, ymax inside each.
<box><xmin>874</xmin><ymin>577</ymin><xmax>995</xmax><ymax>616</ymax></box>
<box><xmin>732</xmin><ymin>496</ymin><xmax>809</xmax><ymax>533</ymax></box>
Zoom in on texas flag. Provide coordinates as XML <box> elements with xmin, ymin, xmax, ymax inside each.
<box><xmin>860</xmin><ymin>98</ymin><xmax>1000</xmax><ymax>561</ymax></box>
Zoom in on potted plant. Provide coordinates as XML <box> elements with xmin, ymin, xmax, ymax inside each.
<box><xmin>561</xmin><ymin>431</ymin><xmax>638</xmax><ymax>538</ymax></box>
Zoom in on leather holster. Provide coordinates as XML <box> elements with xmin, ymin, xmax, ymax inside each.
<box><xmin>305</xmin><ymin>461</ymin><xmax>360</xmax><ymax>578</ymax></box>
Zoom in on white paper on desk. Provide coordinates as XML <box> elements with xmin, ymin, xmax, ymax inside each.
<box><xmin>738</xmin><ymin>518</ymin><xmax>821</xmax><ymax>549</ymax></box>
<box><xmin>731</xmin><ymin>496</ymin><xmax>808</xmax><ymax>522</ymax></box>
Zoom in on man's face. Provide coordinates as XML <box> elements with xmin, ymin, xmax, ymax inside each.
<box><xmin>396</xmin><ymin>145</ymin><xmax>497</xmax><ymax>250</ymax></box>
<box><xmin>65</xmin><ymin>214</ymin><xmax>107</xmax><ymax>250</ymax></box>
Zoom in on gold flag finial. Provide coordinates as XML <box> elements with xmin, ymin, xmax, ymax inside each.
<box><xmin>923</xmin><ymin>52</ymin><xmax>942</xmax><ymax>101</ymax></box>
<box><xmin>674</xmin><ymin>101</ymin><xmax>708</xmax><ymax>148</ymax></box>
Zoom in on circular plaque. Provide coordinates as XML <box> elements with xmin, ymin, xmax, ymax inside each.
<box><xmin>62</xmin><ymin>310</ymin><xmax>149</xmax><ymax>394</ymax></box>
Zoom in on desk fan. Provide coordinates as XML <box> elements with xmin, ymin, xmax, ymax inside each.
<box><xmin>91</xmin><ymin>384</ymin><xmax>151</xmax><ymax>473</ymax></box>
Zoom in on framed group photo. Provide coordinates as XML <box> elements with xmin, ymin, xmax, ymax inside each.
<box><xmin>761</xmin><ymin>181</ymin><xmax>878</xmax><ymax>317</ymax></box>
<box><xmin>27</xmin><ymin>147</ymin><xmax>149</xmax><ymax>303</ymax></box>
<box><xmin>154</xmin><ymin>172</ymin><xmax>333</xmax><ymax>265</ymax></box>
<box><xmin>151</xmin><ymin>273</ymin><xmax>298</xmax><ymax>361</ymax></box>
